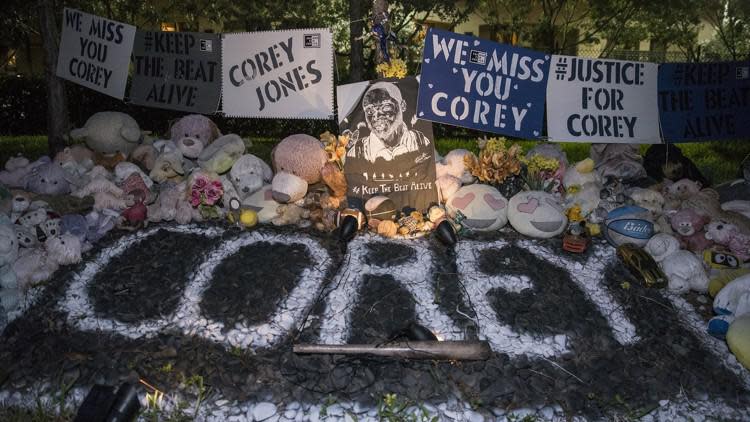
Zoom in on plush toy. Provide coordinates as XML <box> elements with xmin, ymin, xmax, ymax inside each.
<box><xmin>0</xmin><ymin>156</ymin><xmax>51</xmax><ymax>189</ymax></box>
<box><xmin>114</xmin><ymin>162</ymin><xmax>154</xmax><ymax>189</ymax></box>
<box><xmin>727</xmin><ymin>314</ymin><xmax>750</xmax><ymax>370</ymax></box>
<box><xmin>70</xmin><ymin>111</ymin><xmax>142</xmax><ymax>155</ymax></box>
<box><xmin>53</xmin><ymin>145</ymin><xmax>95</xmax><ymax>170</ymax></box>
<box><xmin>230</xmin><ymin>154</ymin><xmax>273</xmax><ymax>200</ymax></box>
<box><xmin>119</xmin><ymin>173</ymin><xmax>153</xmax><ymax>206</ymax></box>
<box><xmin>271</xmin><ymin>134</ymin><xmax>328</xmax><ymax>203</ymax></box>
<box><xmin>604</xmin><ymin>205</ymin><xmax>655</xmax><ymax>247</ymax></box>
<box><xmin>0</xmin><ymin>223</ymin><xmax>19</xmax><ymax>313</ymax></box>
<box><xmin>170</xmin><ymin>114</ymin><xmax>221</xmax><ymax>150</ymax></box>
<box><xmin>60</xmin><ymin>214</ymin><xmax>90</xmax><ymax>245</ymax></box>
<box><xmin>147</xmin><ymin>183</ymin><xmax>181</xmax><ymax>223</ymax></box>
<box><xmin>197</xmin><ymin>134</ymin><xmax>246</xmax><ymax>174</ymax></box>
<box><xmin>627</xmin><ymin>187</ymin><xmax>672</xmax><ymax>235</ymax></box>
<box><xmin>8</xmin><ymin>193</ymin><xmax>31</xmax><ymax>222</ymax></box>
<box><xmin>563</xmin><ymin>159</ymin><xmax>602</xmax><ymax>216</ymax></box>
<box><xmin>670</xmin><ymin>209</ymin><xmax>713</xmax><ymax>253</ymax></box>
<box><xmin>708</xmin><ymin>274</ymin><xmax>750</xmax><ymax>338</ymax></box>
<box><xmin>93</xmin><ymin>152</ymin><xmax>127</xmax><ymax>171</ymax></box>
<box><xmin>436</xmin><ymin>149</ymin><xmax>473</xmax><ymax>202</ymax></box>
<box><xmin>365</xmin><ymin>196</ymin><xmax>398</xmax><ymax>223</ymax></box>
<box><xmin>13</xmin><ymin>233</ymin><xmax>82</xmax><ymax>289</ymax></box>
<box><xmin>85</xmin><ymin>209</ymin><xmax>120</xmax><ymax>242</ymax></box>
<box><xmin>130</xmin><ymin>144</ymin><xmax>158</xmax><ymax>171</ymax></box>
<box><xmin>507</xmin><ymin>190</ymin><xmax>567</xmax><ymax>238</ymax></box>
<box><xmin>119</xmin><ymin>199</ymin><xmax>148</xmax><ymax>230</ymax></box>
<box><xmin>272</xmin><ymin>204</ymin><xmax>309</xmax><ymax>227</ymax></box>
<box><xmin>242</xmin><ymin>184</ymin><xmax>278</xmax><ymax>223</ymax></box>
<box><xmin>708</xmin><ymin>269</ymin><xmax>750</xmax><ymax>297</ymax></box>
<box><xmin>17</xmin><ymin>208</ymin><xmax>48</xmax><ymax>229</ymax></box>
<box><xmin>320</xmin><ymin>162</ymin><xmax>347</xmax><ymax>204</ymax></box>
<box><xmin>72</xmin><ymin>177</ymin><xmax>124</xmax><ymax>199</ymax></box>
<box><xmin>150</xmin><ymin>149</ymin><xmax>185</xmax><ymax>183</ymax></box>
<box><xmin>93</xmin><ymin>191</ymin><xmax>134</xmax><ymax>211</ymax></box>
<box><xmin>25</xmin><ymin>162</ymin><xmax>72</xmax><ymax>196</ymax></box>
<box><xmin>663</xmin><ymin>178</ymin><xmax>701</xmax><ymax>210</ymax></box>
<box><xmin>590</xmin><ymin>143</ymin><xmax>646</xmax><ymax>182</ymax></box>
<box><xmin>13</xmin><ymin>224</ymin><xmax>38</xmax><ymax>249</ymax></box>
<box><xmin>5</xmin><ymin>155</ymin><xmax>29</xmax><ymax>171</ymax></box>
<box><xmin>446</xmin><ymin>184</ymin><xmax>508</xmax><ymax>232</ymax></box>
<box><xmin>643</xmin><ymin>144</ymin><xmax>709</xmax><ymax>186</ymax></box>
<box><xmin>678</xmin><ymin>186</ymin><xmax>750</xmax><ymax>234</ymax></box>
<box><xmin>705</xmin><ymin>220</ymin><xmax>750</xmax><ymax>262</ymax></box>
<box><xmin>645</xmin><ymin>233</ymin><xmax>709</xmax><ymax>293</ymax></box>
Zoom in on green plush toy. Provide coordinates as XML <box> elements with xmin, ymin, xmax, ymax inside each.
<box><xmin>727</xmin><ymin>314</ymin><xmax>750</xmax><ymax>370</ymax></box>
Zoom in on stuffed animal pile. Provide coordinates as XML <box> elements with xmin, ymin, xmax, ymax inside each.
<box><xmin>2</xmin><ymin>114</ymin><xmax>750</xmax><ymax>368</ymax></box>
<box><xmin>0</xmin><ymin>112</ymin><xmax>353</xmax><ymax>322</ymax></box>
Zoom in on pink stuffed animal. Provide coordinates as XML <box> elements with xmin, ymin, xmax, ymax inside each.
<box><xmin>436</xmin><ymin>149</ymin><xmax>472</xmax><ymax>202</ymax></box>
<box><xmin>705</xmin><ymin>220</ymin><xmax>750</xmax><ymax>262</ymax></box>
<box><xmin>670</xmin><ymin>209</ymin><xmax>714</xmax><ymax>253</ymax></box>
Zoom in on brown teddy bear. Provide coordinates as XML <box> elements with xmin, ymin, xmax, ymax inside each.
<box><xmin>270</xmin><ymin>134</ymin><xmax>329</xmax><ymax>204</ymax></box>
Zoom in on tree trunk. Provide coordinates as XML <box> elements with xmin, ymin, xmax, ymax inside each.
<box><xmin>372</xmin><ymin>0</ymin><xmax>389</xmax><ymax>75</ymax></box>
<box><xmin>349</xmin><ymin>0</ymin><xmax>365</xmax><ymax>82</ymax></box>
<box><xmin>38</xmin><ymin>0</ymin><xmax>69</xmax><ymax>155</ymax></box>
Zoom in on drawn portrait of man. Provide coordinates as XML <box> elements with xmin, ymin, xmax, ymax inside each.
<box><xmin>340</xmin><ymin>77</ymin><xmax>438</xmax><ymax>212</ymax></box>
<box><xmin>347</xmin><ymin>81</ymin><xmax>431</xmax><ymax>163</ymax></box>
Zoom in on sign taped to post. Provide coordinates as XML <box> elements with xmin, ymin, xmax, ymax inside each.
<box><xmin>130</xmin><ymin>30</ymin><xmax>222</xmax><ymax>113</ymax></box>
<box><xmin>221</xmin><ymin>29</ymin><xmax>334</xmax><ymax>119</ymax></box>
<box><xmin>546</xmin><ymin>55</ymin><xmax>660</xmax><ymax>143</ymax></box>
<box><xmin>56</xmin><ymin>8</ymin><xmax>136</xmax><ymax>99</ymax></box>
<box><xmin>417</xmin><ymin>28</ymin><xmax>550</xmax><ymax>139</ymax></box>
<box><xmin>658</xmin><ymin>61</ymin><xmax>750</xmax><ymax>142</ymax></box>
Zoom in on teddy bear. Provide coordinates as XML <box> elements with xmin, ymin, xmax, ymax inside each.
<box><xmin>8</xmin><ymin>192</ymin><xmax>31</xmax><ymax>222</ymax></box>
<box><xmin>16</xmin><ymin>208</ymin><xmax>61</xmax><ymax>242</ymax></box>
<box><xmin>0</xmin><ymin>156</ymin><xmax>52</xmax><ymax>189</ymax></box>
<box><xmin>670</xmin><ymin>209</ymin><xmax>713</xmax><ymax>253</ymax></box>
<box><xmin>60</xmin><ymin>214</ymin><xmax>93</xmax><ymax>252</ymax></box>
<box><xmin>54</xmin><ymin>145</ymin><xmax>95</xmax><ymax>169</ymax></box>
<box><xmin>115</xmin><ymin>162</ymin><xmax>154</xmax><ymax>190</ymax></box>
<box><xmin>627</xmin><ymin>187</ymin><xmax>672</xmax><ymax>235</ymax></box>
<box><xmin>0</xmin><ymin>222</ymin><xmax>20</xmax><ymax>313</ymax></box>
<box><xmin>70</xmin><ymin>111</ymin><xmax>142</xmax><ymax>155</ymax></box>
<box><xmin>13</xmin><ymin>224</ymin><xmax>38</xmax><ymax>249</ymax></box>
<box><xmin>645</xmin><ymin>233</ymin><xmax>710</xmax><ymax>293</ymax></box>
<box><xmin>84</xmin><ymin>209</ymin><xmax>120</xmax><ymax>242</ymax></box>
<box><xmin>26</xmin><ymin>162</ymin><xmax>72</xmax><ymax>195</ymax></box>
<box><xmin>170</xmin><ymin>114</ymin><xmax>221</xmax><ymax>152</ymax></box>
<box><xmin>147</xmin><ymin>182</ymin><xmax>182</xmax><ymax>223</ymax></box>
<box><xmin>435</xmin><ymin>149</ymin><xmax>474</xmax><ymax>202</ymax></box>
<box><xmin>705</xmin><ymin>220</ymin><xmax>750</xmax><ymax>262</ymax></box>
<box><xmin>13</xmin><ymin>233</ymin><xmax>82</xmax><ymax>290</ymax></box>
<box><xmin>72</xmin><ymin>177</ymin><xmax>124</xmax><ymax>199</ymax></box>
<box><xmin>197</xmin><ymin>134</ymin><xmax>246</xmax><ymax>174</ymax></box>
<box><xmin>666</xmin><ymin>179</ymin><xmax>750</xmax><ymax>234</ymax></box>
<box><xmin>271</xmin><ymin>134</ymin><xmax>328</xmax><ymax>203</ymax></box>
<box><xmin>229</xmin><ymin>154</ymin><xmax>273</xmax><ymax>200</ymax></box>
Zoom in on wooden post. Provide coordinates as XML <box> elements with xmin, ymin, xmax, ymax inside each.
<box><xmin>349</xmin><ymin>0</ymin><xmax>365</xmax><ymax>82</ymax></box>
<box><xmin>38</xmin><ymin>0</ymin><xmax>70</xmax><ymax>156</ymax></box>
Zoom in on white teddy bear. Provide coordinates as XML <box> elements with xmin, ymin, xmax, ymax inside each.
<box><xmin>13</xmin><ymin>234</ymin><xmax>82</xmax><ymax>290</ymax></box>
<box><xmin>435</xmin><ymin>149</ymin><xmax>473</xmax><ymax>203</ymax></box>
<box><xmin>645</xmin><ymin>233</ymin><xmax>709</xmax><ymax>293</ymax></box>
<box><xmin>230</xmin><ymin>154</ymin><xmax>273</xmax><ymax>200</ymax></box>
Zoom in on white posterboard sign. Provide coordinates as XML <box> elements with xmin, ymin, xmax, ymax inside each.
<box><xmin>222</xmin><ymin>29</ymin><xmax>334</xmax><ymax>119</ymax></box>
<box><xmin>546</xmin><ymin>55</ymin><xmax>661</xmax><ymax>144</ymax></box>
<box><xmin>56</xmin><ymin>8</ymin><xmax>136</xmax><ymax>99</ymax></box>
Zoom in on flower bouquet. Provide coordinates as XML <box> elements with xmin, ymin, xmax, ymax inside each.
<box><xmin>189</xmin><ymin>173</ymin><xmax>224</xmax><ymax>220</ymax></box>
<box><xmin>520</xmin><ymin>154</ymin><xmax>564</xmax><ymax>194</ymax></box>
<box><xmin>464</xmin><ymin>137</ymin><xmax>526</xmax><ymax>198</ymax></box>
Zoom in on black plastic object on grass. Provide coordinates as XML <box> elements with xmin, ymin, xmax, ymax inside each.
<box><xmin>435</xmin><ymin>220</ymin><xmax>457</xmax><ymax>246</ymax></box>
<box><xmin>74</xmin><ymin>382</ymin><xmax>141</xmax><ymax>422</ymax></box>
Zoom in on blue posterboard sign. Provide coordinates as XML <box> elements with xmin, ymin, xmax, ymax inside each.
<box><xmin>417</xmin><ymin>28</ymin><xmax>550</xmax><ymax>139</ymax></box>
<box><xmin>658</xmin><ymin>61</ymin><xmax>750</xmax><ymax>142</ymax></box>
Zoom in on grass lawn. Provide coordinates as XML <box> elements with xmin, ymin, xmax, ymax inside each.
<box><xmin>2</xmin><ymin>136</ymin><xmax>748</xmax><ymax>186</ymax></box>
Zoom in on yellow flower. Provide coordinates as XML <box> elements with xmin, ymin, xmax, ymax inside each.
<box><xmin>376</xmin><ymin>58</ymin><xmax>408</xmax><ymax>79</ymax></box>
